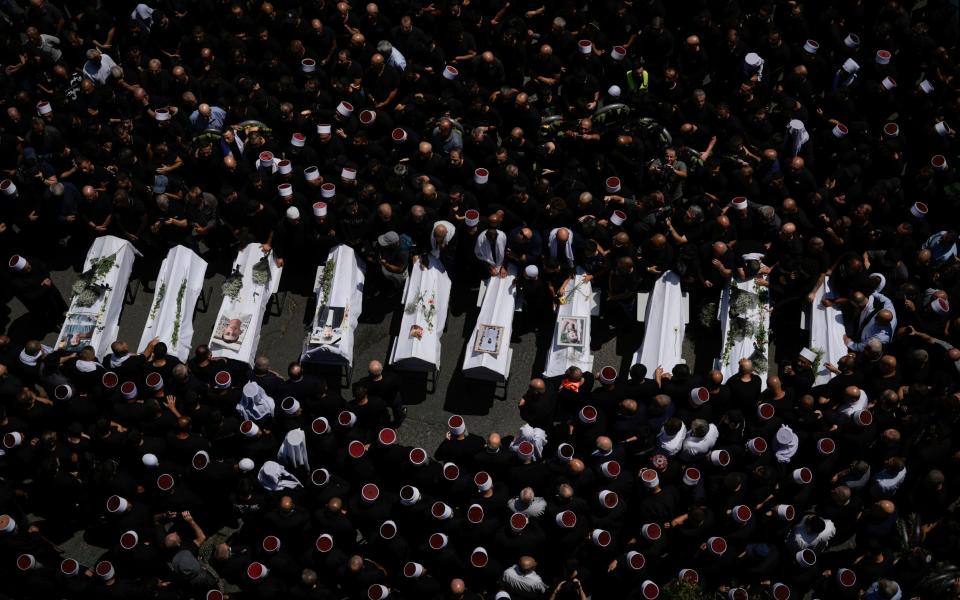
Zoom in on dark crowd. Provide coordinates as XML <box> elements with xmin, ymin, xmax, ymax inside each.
<box><xmin>2</xmin><ymin>0</ymin><xmax>960</xmax><ymax>599</ymax></box>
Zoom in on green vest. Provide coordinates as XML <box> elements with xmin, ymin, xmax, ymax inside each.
<box><xmin>626</xmin><ymin>69</ymin><xmax>649</xmax><ymax>92</ymax></box>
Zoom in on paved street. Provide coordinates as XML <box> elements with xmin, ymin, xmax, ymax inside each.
<box><xmin>6</xmin><ymin>245</ymin><xmax>729</xmax><ymax>571</ymax></box>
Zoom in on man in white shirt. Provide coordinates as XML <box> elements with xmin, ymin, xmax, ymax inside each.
<box><xmin>82</xmin><ymin>49</ymin><xmax>118</xmax><ymax>85</ymax></box>
<box><xmin>681</xmin><ymin>418</ymin><xmax>719</xmax><ymax>460</ymax></box>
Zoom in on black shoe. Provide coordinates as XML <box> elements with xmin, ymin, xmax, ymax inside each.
<box><xmin>393</xmin><ymin>406</ymin><xmax>408</xmax><ymax>427</ymax></box>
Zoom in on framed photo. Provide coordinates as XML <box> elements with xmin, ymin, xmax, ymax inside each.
<box><xmin>408</xmin><ymin>324</ymin><xmax>425</xmax><ymax>340</ymax></box>
<box><xmin>317</xmin><ymin>306</ymin><xmax>345</xmax><ymax>330</ymax></box>
<box><xmin>557</xmin><ymin>316</ymin><xmax>585</xmax><ymax>348</ymax></box>
<box><xmin>474</xmin><ymin>324</ymin><xmax>504</xmax><ymax>355</ymax></box>
<box><xmin>56</xmin><ymin>313</ymin><xmax>98</xmax><ymax>352</ymax></box>
<box><xmin>212</xmin><ymin>313</ymin><xmax>253</xmax><ymax>349</ymax></box>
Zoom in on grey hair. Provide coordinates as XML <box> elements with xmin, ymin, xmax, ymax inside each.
<box><xmin>86</xmin><ymin>48</ymin><xmax>101</xmax><ymax>60</ymax></box>
<box><xmin>376</xmin><ymin>40</ymin><xmax>393</xmax><ymax>54</ymax></box>
<box><xmin>553</xmin><ymin>16</ymin><xmax>566</xmax><ymax>28</ymax></box>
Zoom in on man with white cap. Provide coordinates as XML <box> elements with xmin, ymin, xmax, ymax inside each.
<box><xmin>372</xmin><ymin>230</ymin><xmax>410</xmax><ymax>291</ymax></box>
<box><xmin>515</xmin><ymin>264</ymin><xmax>552</xmax><ymax>335</ymax></box>
<box><xmin>8</xmin><ymin>254</ymin><xmax>67</xmax><ymax>329</ymax></box>
<box><xmin>272</xmin><ymin>205</ymin><xmax>311</xmax><ymax>290</ymax></box>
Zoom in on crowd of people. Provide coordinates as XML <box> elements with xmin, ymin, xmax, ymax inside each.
<box><xmin>2</xmin><ymin>0</ymin><xmax>960</xmax><ymax>599</ymax></box>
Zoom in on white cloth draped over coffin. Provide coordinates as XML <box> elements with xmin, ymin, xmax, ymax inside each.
<box><xmin>463</xmin><ymin>265</ymin><xmax>518</xmax><ymax>381</ymax></box>
<box><xmin>138</xmin><ymin>245</ymin><xmax>208</xmax><ymax>361</ymax></box>
<box><xmin>389</xmin><ymin>257</ymin><xmax>452</xmax><ymax>371</ymax></box>
<box><xmin>301</xmin><ymin>245</ymin><xmax>365</xmax><ymax>367</ymax></box>
<box><xmin>632</xmin><ymin>271</ymin><xmax>686</xmax><ymax>377</ymax></box>
<box><xmin>209</xmin><ymin>243</ymin><xmax>283</xmax><ymax>365</ymax></box>
<box><xmin>56</xmin><ymin>235</ymin><xmax>140</xmax><ymax>359</ymax></box>
<box><xmin>717</xmin><ymin>277</ymin><xmax>771</xmax><ymax>390</ymax></box>
<box><xmin>808</xmin><ymin>276</ymin><xmax>847</xmax><ymax>385</ymax></box>
<box><xmin>543</xmin><ymin>272</ymin><xmax>594</xmax><ymax>377</ymax></box>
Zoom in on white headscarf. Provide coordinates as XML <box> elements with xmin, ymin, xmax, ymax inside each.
<box><xmin>109</xmin><ymin>353</ymin><xmax>131</xmax><ymax>368</ymax></box>
<box><xmin>502</xmin><ymin>565</ymin><xmax>547</xmax><ymax>594</ymax></box>
<box><xmin>130</xmin><ymin>4</ymin><xmax>155</xmax><ymax>31</ymax></box>
<box><xmin>277</xmin><ymin>429</ymin><xmax>310</xmax><ymax>471</ymax></box>
<box><xmin>430</xmin><ymin>220</ymin><xmax>456</xmax><ymax>258</ymax></box>
<box><xmin>774</xmin><ymin>424</ymin><xmax>800</xmax><ymax>463</ymax></box>
<box><xmin>75</xmin><ymin>360</ymin><xmax>99</xmax><ymax>373</ymax></box>
<box><xmin>509</xmin><ymin>423</ymin><xmax>548</xmax><ymax>461</ymax></box>
<box><xmin>681</xmin><ymin>423</ymin><xmax>719</xmax><ymax>458</ymax></box>
<box><xmin>549</xmin><ymin>228</ymin><xmax>575</xmax><ymax>267</ymax></box>
<box><xmin>657</xmin><ymin>422</ymin><xmax>688</xmax><ymax>456</ymax></box>
<box><xmin>257</xmin><ymin>460</ymin><xmax>302</xmax><ymax>491</ymax></box>
<box><xmin>787</xmin><ymin>120</ymin><xmax>810</xmax><ymax>157</ymax></box>
<box><xmin>19</xmin><ymin>344</ymin><xmax>52</xmax><ymax>367</ymax></box>
<box><xmin>839</xmin><ymin>389</ymin><xmax>868</xmax><ymax>416</ymax></box>
<box><xmin>474</xmin><ymin>230</ymin><xmax>507</xmax><ymax>267</ymax></box>
<box><xmin>237</xmin><ymin>382</ymin><xmax>275</xmax><ymax>421</ymax></box>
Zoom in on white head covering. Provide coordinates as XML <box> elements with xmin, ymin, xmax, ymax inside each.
<box><xmin>277</xmin><ymin>429</ymin><xmax>310</xmax><ymax>471</ymax></box>
<box><xmin>257</xmin><ymin>460</ymin><xmax>303</xmax><ymax>491</ymax></box>
<box><xmin>474</xmin><ymin>230</ymin><xmax>507</xmax><ymax>268</ymax></box>
<box><xmin>508</xmin><ymin>424</ymin><xmax>548</xmax><ymax>461</ymax></box>
<box><xmin>75</xmin><ymin>359</ymin><xmax>99</xmax><ymax>373</ymax></box>
<box><xmin>774</xmin><ymin>424</ymin><xmax>800</xmax><ymax>463</ymax></box>
<box><xmin>548</xmin><ymin>228</ymin><xmax>575</xmax><ymax>267</ymax></box>
<box><xmin>430</xmin><ymin>220</ymin><xmax>456</xmax><ymax>258</ymax></box>
<box><xmin>787</xmin><ymin>120</ymin><xmax>810</xmax><ymax>157</ymax></box>
<box><xmin>743</xmin><ymin>52</ymin><xmax>764</xmax><ymax>81</ymax></box>
<box><xmin>237</xmin><ymin>382</ymin><xmax>276</xmax><ymax>421</ymax></box>
<box><xmin>657</xmin><ymin>422</ymin><xmax>688</xmax><ymax>456</ymax></box>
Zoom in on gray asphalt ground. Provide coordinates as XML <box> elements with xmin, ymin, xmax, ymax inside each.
<box><xmin>6</xmin><ymin>245</ymin><xmax>731</xmax><ymax>574</ymax></box>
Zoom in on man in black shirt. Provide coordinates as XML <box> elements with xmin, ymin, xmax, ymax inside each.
<box><xmin>360</xmin><ymin>360</ymin><xmax>404</xmax><ymax>426</ymax></box>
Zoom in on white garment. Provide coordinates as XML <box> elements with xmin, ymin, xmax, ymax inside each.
<box><xmin>507</xmin><ymin>496</ymin><xmax>547</xmax><ymax>518</ymax></box>
<box><xmin>680</xmin><ymin>423</ymin><xmax>719</xmax><ymax>459</ymax></box>
<box><xmin>548</xmin><ymin>228</ymin><xmax>575</xmax><ymax>267</ymax></box>
<box><xmin>502</xmin><ymin>566</ymin><xmax>547</xmax><ymax>594</ymax></box>
<box><xmin>19</xmin><ymin>349</ymin><xmax>40</xmax><ymax>367</ymax></box>
<box><xmin>130</xmin><ymin>4</ymin><xmax>155</xmax><ymax>25</ymax></box>
<box><xmin>82</xmin><ymin>53</ymin><xmax>119</xmax><ymax>85</ymax></box>
<box><xmin>872</xmin><ymin>467</ymin><xmax>907</xmax><ymax>495</ymax></box>
<box><xmin>775</xmin><ymin>425</ymin><xmax>800</xmax><ymax>463</ymax></box>
<box><xmin>75</xmin><ymin>360</ymin><xmax>99</xmax><ymax>373</ymax></box>
<box><xmin>19</xmin><ymin>343</ymin><xmax>53</xmax><ymax>367</ymax></box>
<box><xmin>790</xmin><ymin>518</ymin><xmax>836</xmax><ymax>551</ymax></box>
<box><xmin>430</xmin><ymin>220</ymin><xmax>456</xmax><ymax>258</ymax></box>
<box><xmin>277</xmin><ymin>429</ymin><xmax>310</xmax><ymax>471</ymax></box>
<box><xmin>108</xmin><ymin>353</ymin><xmax>131</xmax><ymax>368</ymax></box>
<box><xmin>387</xmin><ymin>47</ymin><xmax>407</xmax><ymax>71</ymax></box>
<box><xmin>257</xmin><ymin>460</ymin><xmax>303</xmax><ymax>491</ymax></box>
<box><xmin>474</xmin><ymin>230</ymin><xmax>507</xmax><ymax>267</ymax></box>
<box><xmin>838</xmin><ymin>389</ymin><xmax>868</xmax><ymax>416</ymax></box>
<box><xmin>509</xmin><ymin>424</ymin><xmax>548</xmax><ymax>461</ymax></box>
<box><xmin>237</xmin><ymin>382</ymin><xmax>276</xmax><ymax>421</ymax></box>
<box><xmin>787</xmin><ymin>120</ymin><xmax>810</xmax><ymax>157</ymax></box>
<box><xmin>657</xmin><ymin>423</ymin><xmax>688</xmax><ymax>456</ymax></box>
